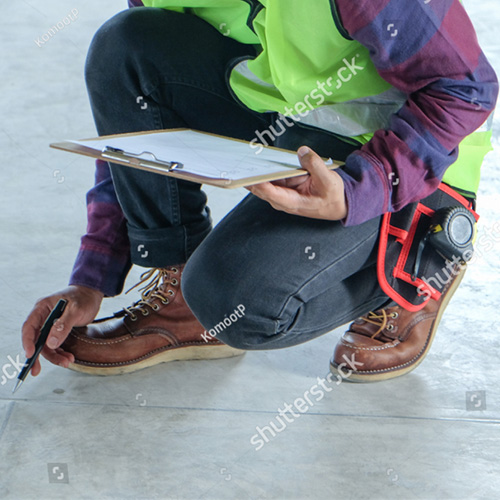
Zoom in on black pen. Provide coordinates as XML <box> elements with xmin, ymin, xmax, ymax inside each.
<box><xmin>13</xmin><ymin>299</ymin><xmax>68</xmax><ymax>393</ymax></box>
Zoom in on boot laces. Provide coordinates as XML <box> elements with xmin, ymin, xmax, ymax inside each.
<box><xmin>359</xmin><ymin>309</ymin><xmax>399</xmax><ymax>339</ymax></box>
<box><xmin>122</xmin><ymin>267</ymin><xmax>179</xmax><ymax>321</ymax></box>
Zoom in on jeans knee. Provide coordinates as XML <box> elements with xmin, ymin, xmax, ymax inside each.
<box><xmin>84</xmin><ymin>8</ymin><xmax>159</xmax><ymax>89</ymax></box>
<box><xmin>181</xmin><ymin>258</ymin><xmax>231</xmax><ymax>328</ymax></box>
<box><xmin>182</xmin><ymin>260</ymin><xmax>274</xmax><ymax>350</ymax></box>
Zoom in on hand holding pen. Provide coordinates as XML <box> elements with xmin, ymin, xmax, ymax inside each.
<box><xmin>14</xmin><ymin>299</ymin><xmax>68</xmax><ymax>393</ymax></box>
<box><xmin>20</xmin><ymin>285</ymin><xmax>105</xmax><ymax>380</ymax></box>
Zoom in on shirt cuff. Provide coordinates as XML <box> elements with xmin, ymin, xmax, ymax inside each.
<box><xmin>336</xmin><ymin>151</ymin><xmax>390</xmax><ymax>227</ymax></box>
<box><xmin>69</xmin><ymin>246</ymin><xmax>132</xmax><ymax>297</ymax></box>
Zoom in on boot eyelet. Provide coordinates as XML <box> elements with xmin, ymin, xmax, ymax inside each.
<box><xmin>152</xmin><ymin>304</ymin><xmax>160</xmax><ymax>311</ymax></box>
<box><xmin>171</xmin><ymin>279</ymin><xmax>178</xmax><ymax>286</ymax></box>
<box><xmin>386</xmin><ymin>324</ymin><xmax>394</xmax><ymax>331</ymax></box>
<box><xmin>390</xmin><ymin>312</ymin><xmax>399</xmax><ymax>319</ymax></box>
<box><xmin>130</xmin><ymin>315</ymin><xmax>138</xmax><ymax>322</ymax></box>
<box><xmin>161</xmin><ymin>298</ymin><xmax>170</xmax><ymax>305</ymax></box>
<box><xmin>171</xmin><ymin>267</ymin><xmax>179</xmax><ymax>274</ymax></box>
<box><xmin>142</xmin><ymin>310</ymin><xmax>150</xmax><ymax>317</ymax></box>
<box><xmin>168</xmin><ymin>290</ymin><xmax>175</xmax><ymax>296</ymax></box>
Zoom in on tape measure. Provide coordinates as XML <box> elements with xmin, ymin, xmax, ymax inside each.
<box><xmin>428</xmin><ymin>206</ymin><xmax>476</xmax><ymax>262</ymax></box>
<box><xmin>412</xmin><ymin>206</ymin><xmax>476</xmax><ymax>280</ymax></box>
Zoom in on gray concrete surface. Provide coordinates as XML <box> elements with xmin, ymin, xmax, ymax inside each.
<box><xmin>1</xmin><ymin>1</ymin><xmax>499</xmax><ymax>499</ymax></box>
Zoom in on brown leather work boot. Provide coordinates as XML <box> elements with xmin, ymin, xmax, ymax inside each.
<box><xmin>61</xmin><ymin>265</ymin><xmax>244</xmax><ymax>375</ymax></box>
<box><xmin>330</xmin><ymin>265</ymin><xmax>467</xmax><ymax>382</ymax></box>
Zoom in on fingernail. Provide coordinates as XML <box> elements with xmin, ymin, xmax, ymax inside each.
<box><xmin>47</xmin><ymin>338</ymin><xmax>58</xmax><ymax>349</ymax></box>
<box><xmin>298</xmin><ymin>146</ymin><xmax>310</xmax><ymax>158</ymax></box>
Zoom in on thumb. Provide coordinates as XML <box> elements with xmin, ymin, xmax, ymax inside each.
<box><xmin>297</xmin><ymin>146</ymin><xmax>335</xmax><ymax>188</ymax></box>
<box><xmin>45</xmin><ymin>310</ymin><xmax>74</xmax><ymax>350</ymax></box>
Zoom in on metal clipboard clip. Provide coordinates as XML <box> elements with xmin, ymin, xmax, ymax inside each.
<box><xmin>101</xmin><ymin>146</ymin><xmax>184</xmax><ymax>172</ymax></box>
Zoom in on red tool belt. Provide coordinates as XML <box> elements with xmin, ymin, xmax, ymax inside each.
<box><xmin>377</xmin><ymin>183</ymin><xmax>479</xmax><ymax>311</ymax></box>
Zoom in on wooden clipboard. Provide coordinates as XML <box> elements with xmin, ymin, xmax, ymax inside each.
<box><xmin>50</xmin><ymin>128</ymin><xmax>343</xmax><ymax>188</ymax></box>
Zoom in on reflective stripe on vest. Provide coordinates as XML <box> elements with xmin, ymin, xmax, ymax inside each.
<box><xmin>231</xmin><ymin>58</ymin><xmax>408</xmax><ymax>137</ymax></box>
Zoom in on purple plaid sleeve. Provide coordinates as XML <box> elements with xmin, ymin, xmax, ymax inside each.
<box><xmin>69</xmin><ymin>160</ymin><xmax>132</xmax><ymax>296</ymax></box>
<box><xmin>68</xmin><ymin>0</ymin><xmax>144</xmax><ymax>296</ymax></box>
<box><xmin>335</xmin><ymin>0</ymin><xmax>498</xmax><ymax>226</ymax></box>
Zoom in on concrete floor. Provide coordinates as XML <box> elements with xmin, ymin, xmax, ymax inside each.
<box><xmin>1</xmin><ymin>1</ymin><xmax>499</xmax><ymax>499</ymax></box>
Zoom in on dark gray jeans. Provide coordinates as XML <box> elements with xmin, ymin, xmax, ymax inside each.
<box><xmin>85</xmin><ymin>7</ymin><xmax>390</xmax><ymax>350</ymax></box>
